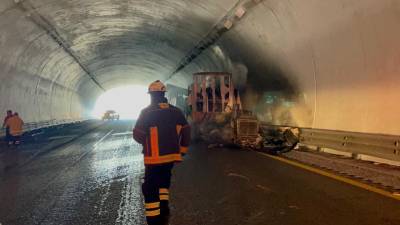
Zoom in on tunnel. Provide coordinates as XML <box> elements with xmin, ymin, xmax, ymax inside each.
<box><xmin>1</xmin><ymin>0</ymin><xmax>400</xmax><ymax>225</ymax></box>
<box><xmin>1</xmin><ymin>0</ymin><xmax>399</xmax><ymax>135</ymax></box>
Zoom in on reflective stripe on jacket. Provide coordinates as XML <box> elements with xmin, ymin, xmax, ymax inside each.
<box><xmin>5</xmin><ymin>116</ymin><xmax>24</xmax><ymax>136</ymax></box>
<box><xmin>133</xmin><ymin>103</ymin><xmax>191</xmax><ymax>165</ymax></box>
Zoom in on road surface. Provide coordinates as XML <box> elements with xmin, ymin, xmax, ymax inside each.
<box><xmin>0</xmin><ymin>121</ymin><xmax>399</xmax><ymax>225</ymax></box>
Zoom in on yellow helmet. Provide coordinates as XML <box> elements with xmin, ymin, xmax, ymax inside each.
<box><xmin>148</xmin><ymin>80</ymin><xmax>167</xmax><ymax>93</ymax></box>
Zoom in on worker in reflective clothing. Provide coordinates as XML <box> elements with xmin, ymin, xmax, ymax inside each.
<box><xmin>133</xmin><ymin>80</ymin><xmax>191</xmax><ymax>225</ymax></box>
<box><xmin>2</xmin><ymin>110</ymin><xmax>13</xmax><ymax>145</ymax></box>
<box><xmin>5</xmin><ymin>112</ymin><xmax>24</xmax><ymax>146</ymax></box>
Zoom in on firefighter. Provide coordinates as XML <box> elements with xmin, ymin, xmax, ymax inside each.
<box><xmin>2</xmin><ymin>110</ymin><xmax>13</xmax><ymax>145</ymax></box>
<box><xmin>5</xmin><ymin>112</ymin><xmax>24</xmax><ymax>146</ymax></box>
<box><xmin>133</xmin><ymin>80</ymin><xmax>191</xmax><ymax>225</ymax></box>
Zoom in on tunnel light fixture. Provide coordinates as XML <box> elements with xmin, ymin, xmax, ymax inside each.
<box><xmin>166</xmin><ymin>0</ymin><xmax>263</xmax><ymax>81</ymax></box>
<box><xmin>235</xmin><ymin>7</ymin><xmax>246</xmax><ymax>19</ymax></box>
<box><xmin>224</xmin><ymin>20</ymin><xmax>233</xmax><ymax>30</ymax></box>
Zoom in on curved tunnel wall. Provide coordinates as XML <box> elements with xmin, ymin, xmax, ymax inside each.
<box><xmin>242</xmin><ymin>0</ymin><xmax>400</xmax><ymax>135</ymax></box>
<box><xmin>0</xmin><ymin>3</ymin><xmax>88</xmax><ymax>123</ymax></box>
<box><xmin>0</xmin><ymin>0</ymin><xmax>399</xmax><ymax>135</ymax></box>
<box><xmin>183</xmin><ymin>0</ymin><xmax>400</xmax><ymax>135</ymax></box>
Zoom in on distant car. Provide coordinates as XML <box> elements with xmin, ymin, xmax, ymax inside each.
<box><xmin>102</xmin><ymin>110</ymin><xmax>120</xmax><ymax>121</ymax></box>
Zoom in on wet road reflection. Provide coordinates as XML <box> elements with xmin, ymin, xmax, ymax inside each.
<box><xmin>1</xmin><ymin>148</ymin><xmax>22</xmax><ymax>223</ymax></box>
<box><xmin>1</xmin><ymin>121</ymin><xmax>399</xmax><ymax>225</ymax></box>
<box><xmin>0</xmin><ymin>121</ymin><xmax>146</xmax><ymax>225</ymax></box>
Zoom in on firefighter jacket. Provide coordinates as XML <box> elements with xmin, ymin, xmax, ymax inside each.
<box><xmin>133</xmin><ymin>102</ymin><xmax>191</xmax><ymax>165</ymax></box>
<box><xmin>3</xmin><ymin>115</ymin><xmax>12</xmax><ymax>128</ymax></box>
<box><xmin>5</xmin><ymin>116</ymin><xmax>24</xmax><ymax>136</ymax></box>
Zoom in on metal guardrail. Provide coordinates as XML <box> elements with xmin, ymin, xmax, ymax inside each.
<box><xmin>261</xmin><ymin>123</ymin><xmax>400</xmax><ymax>162</ymax></box>
<box><xmin>0</xmin><ymin>119</ymin><xmax>86</xmax><ymax>137</ymax></box>
<box><xmin>300</xmin><ymin>128</ymin><xmax>400</xmax><ymax>161</ymax></box>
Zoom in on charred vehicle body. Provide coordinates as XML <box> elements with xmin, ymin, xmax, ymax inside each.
<box><xmin>186</xmin><ymin>72</ymin><xmax>299</xmax><ymax>153</ymax></box>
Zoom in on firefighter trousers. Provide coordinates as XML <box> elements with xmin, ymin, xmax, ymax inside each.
<box><xmin>5</xmin><ymin>127</ymin><xmax>10</xmax><ymax>143</ymax></box>
<box><xmin>142</xmin><ymin>163</ymin><xmax>173</xmax><ymax>225</ymax></box>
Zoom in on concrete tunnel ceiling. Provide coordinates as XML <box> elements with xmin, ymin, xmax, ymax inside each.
<box><xmin>0</xmin><ymin>0</ymin><xmax>400</xmax><ymax>135</ymax></box>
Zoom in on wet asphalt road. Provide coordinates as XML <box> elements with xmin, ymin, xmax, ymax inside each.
<box><xmin>1</xmin><ymin>121</ymin><xmax>400</xmax><ymax>225</ymax></box>
<box><xmin>1</xmin><ymin>121</ymin><xmax>145</xmax><ymax>225</ymax></box>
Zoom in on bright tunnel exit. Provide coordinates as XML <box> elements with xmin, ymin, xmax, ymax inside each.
<box><xmin>92</xmin><ymin>85</ymin><xmax>150</xmax><ymax>120</ymax></box>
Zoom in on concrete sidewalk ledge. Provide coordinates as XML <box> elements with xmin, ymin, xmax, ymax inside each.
<box><xmin>284</xmin><ymin>150</ymin><xmax>400</xmax><ymax>191</ymax></box>
<box><xmin>356</xmin><ymin>154</ymin><xmax>400</xmax><ymax>167</ymax></box>
<box><xmin>301</xmin><ymin>144</ymin><xmax>400</xmax><ymax>167</ymax></box>
<box><xmin>319</xmin><ymin>147</ymin><xmax>353</xmax><ymax>158</ymax></box>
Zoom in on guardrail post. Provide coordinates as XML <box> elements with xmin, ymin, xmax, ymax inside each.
<box><xmin>351</xmin><ymin>153</ymin><xmax>360</xmax><ymax>160</ymax></box>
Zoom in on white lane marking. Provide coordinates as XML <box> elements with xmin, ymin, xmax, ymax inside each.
<box><xmin>94</xmin><ymin>130</ymin><xmax>114</xmax><ymax>149</ymax></box>
<box><xmin>227</xmin><ymin>172</ymin><xmax>250</xmax><ymax>181</ymax></box>
<box><xmin>70</xmin><ymin>130</ymin><xmax>114</xmax><ymax>165</ymax></box>
<box><xmin>112</xmin><ymin>131</ymin><xmax>133</xmax><ymax>136</ymax></box>
<box><xmin>256</xmin><ymin>184</ymin><xmax>272</xmax><ymax>193</ymax></box>
<box><xmin>48</xmin><ymin>135</ymin><xmax>76</xmax><ymax>140</ymax></box>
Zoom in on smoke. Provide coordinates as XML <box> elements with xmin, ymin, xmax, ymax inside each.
<box><xmin>242</xmin><ymin>89</ymin><xmax>313</xmax><ymax>127</ymax></box>
<box><xmin>231</xmin><ymin>63</ymin><xmax>248</xmax><ymax>90</ymax></box>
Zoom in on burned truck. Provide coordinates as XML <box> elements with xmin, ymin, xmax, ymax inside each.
<box><xmin>187</xmin><ymin>72</ymin><xmax>250</xmax><ymax>146</ymax></box>
<box><xmin>186</xmin><ymin>72</ymin><xmax>298</xmax><ymax>153</ymax></box>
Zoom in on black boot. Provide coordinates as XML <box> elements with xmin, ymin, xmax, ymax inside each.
<box><xmin>146</xmin><ymin>216</ymin><xmax>162</xmax><ymax>225</ymax></box>
<box><xmin>160</xmin><ymin>201</ymin><xmax>170</xmax><ymax>225</ymax></box>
